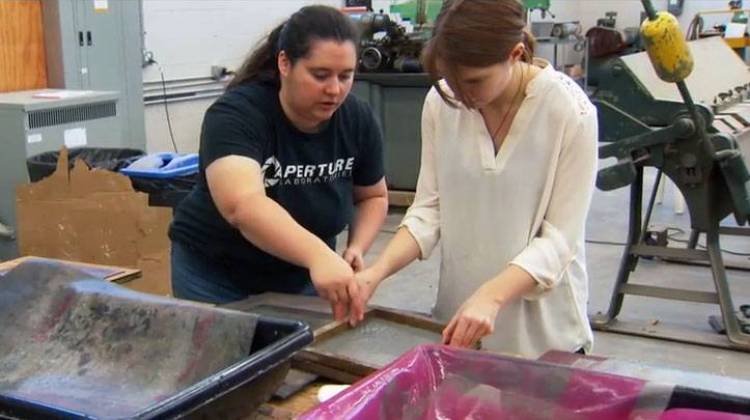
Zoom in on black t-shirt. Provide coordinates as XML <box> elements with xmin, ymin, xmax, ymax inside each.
<box><xmin>169</xmin><ymin>81</ymin><xmax>384</xmax><ymax>293</ymax></box>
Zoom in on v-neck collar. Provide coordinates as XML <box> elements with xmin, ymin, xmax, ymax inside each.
<box><xmin>473</xmin><ymin>63</ymin><xmax>553</xmax><ymax>172</ymax></box>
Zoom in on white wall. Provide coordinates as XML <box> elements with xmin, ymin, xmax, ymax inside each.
<box><xmin>141</xmin><ymin>0</ymin><xmax>343</xmax><ymax>152</ymax></box>
<box><xmin>145</xmin><ymin>99</ymin><xmax>214</xmax><ymax>154</ymax></box>
<box><xmin>142</xmin><ymin>0</ymin><xmax>343</xmax><ymax>83</ymax></box>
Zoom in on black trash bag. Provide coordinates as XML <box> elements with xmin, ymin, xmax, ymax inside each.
<box><xmin>129</xmin><ymin>174</ymin><xmax>198</xmax><ymax>208</ymax></box>
<box><xmin>27</xmin><ymin>147</ymin><xmax>145</xmax><ymax>182</ymax></box>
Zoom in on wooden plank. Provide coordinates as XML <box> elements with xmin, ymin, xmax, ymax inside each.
<box><xmin>295</xmin><ymin>345</ymin><xmax>378</xmax><ymax>378</ymax></box>
<box><xmin>296</xmin><ymin>307</ymin><xmax>450</xmax><ymax>381</ymax></box>
<box><xmin>273</xmin><ymin>369</ymin><xmax>318</xmax><ymax>400</ymax></box>
<box><xmin>291</xmin><ymin>359</ymin><xmax>360</xmax><ymax>384</ymax></box>
<box><xmin>0</xmin><ymin>0</ymin><xmax>47</xmax><ymax>92</ymax></box>
<box><xmin>371</xmin><ymin>306</ymin><xmax>445</xmax><ymax>333</ymax></box>
<box><xmin>265</xmin><ymin>381</ymin><xmax>328</xmax><ymax>417</ymax></box>
<box><xmin>0</xmin><ymin>255</ymin><xmax>141</xmax><ymax>283</ymax></box>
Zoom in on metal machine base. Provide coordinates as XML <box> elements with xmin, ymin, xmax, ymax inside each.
<box><xmin>590</xmin><ymin>169</ymin><xmax>750</xmax><ymax>351</ymax></box>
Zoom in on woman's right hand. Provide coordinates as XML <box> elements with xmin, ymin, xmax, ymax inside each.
<box><xmin>354</xmin><ymin>266</ymin><xmax>383</xmax><ymax>308</ymax></box>
<box><xmin>309</xmin><ymin>251</ymin><xmax>364</xmax><ymax>323</ymax></box>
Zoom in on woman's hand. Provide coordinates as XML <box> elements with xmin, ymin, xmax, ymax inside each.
<box><xmin>309</xmin><ymin>251</ymin><xmax>363</xmax><ymax>323</ymax></box>
<box><xmin>342</xmin><ymin>246</ymin><xmax>365</xmax><ymax>272</ymax></box>
<box><xmin>354</xmin><ymin>266</ymin><xmax>384</xmax><ymax>307</ymax></box>
<box><xmin>442</xmin><ymin>289</ymin><xmax>502</xmax><ymax>348</ymax></box>
<box><xmin>442</xmin><ymin>266</ymin><xmax>538</xmax><ymax>348</ymax></box>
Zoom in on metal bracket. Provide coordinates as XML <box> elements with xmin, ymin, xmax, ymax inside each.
<box><xmin>597</xmin><ymin>118</ymin><xmax>696</xmax><ymax>191</ymax></box>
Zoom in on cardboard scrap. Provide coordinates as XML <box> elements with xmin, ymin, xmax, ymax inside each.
<box><xmin>15</xmin><ymin>148</ymin><xmax>172</xmax><ymax>295</ymax></box>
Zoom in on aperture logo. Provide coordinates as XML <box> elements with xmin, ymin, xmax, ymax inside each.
<box><xmin>261</xmin><ymin>157</ymin><xmax>282</xmax><ymax>187</ymax></box>
<box><xmin>261</xmin><ymin>156</ymin><xmax>354</xmax><ymax>188</ymax></box>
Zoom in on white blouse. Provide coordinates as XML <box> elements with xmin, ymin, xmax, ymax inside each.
<box><xmin>401</xmin><ymin>63</ymin><xmax>598</xmax><ymax>358</ymax></box>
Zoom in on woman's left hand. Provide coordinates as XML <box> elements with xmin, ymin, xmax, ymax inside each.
<box><xmin>342</xmin><ymin>246</ymin><xmax>365</xmax><ymax>272</ymax></box>
<box><xmin>442</xmin><ymin>290</ymin><xmax>502</xmax><ymax>348</ymax></box>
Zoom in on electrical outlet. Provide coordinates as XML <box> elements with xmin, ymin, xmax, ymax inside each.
<box><xmin>142</xmin><ymin>49</ymin><xmax>156</xmax><ymax>67</ymax></box>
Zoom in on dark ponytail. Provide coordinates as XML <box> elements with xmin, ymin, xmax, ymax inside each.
<box><xmin>227</xmin><ymin>5</ymin><xmax>359</xmax><ymax>90</ymax></box>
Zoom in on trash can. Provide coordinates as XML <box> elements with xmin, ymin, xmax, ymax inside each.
<box><xmin>26</xmin><ymin>147</ymin><xmax>145</xmax><ymax>182</ymax></box>
<box><xmin>120</xmin><ymin>152</ymin><xmax>199</xmax><ymax>209</ymax></box>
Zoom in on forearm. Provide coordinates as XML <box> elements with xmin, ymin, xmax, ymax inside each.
<box><xmin>230</xmin><ymin>194</ymin><xmax>336</xmax><ymax>268</ymax></box>
<box><xmin>347</xmin><ymin>196</ymin><xmax>388</xmax><ymax>254</ymax></box>
<box><xmin>480</xmin><ymin>265</ymin><xmax>538</xmax><ymax>306</ymax></box>
<box><xmin>369</xmin><ymin>227</ymin><xmax>421</xmax><ymax>283</ymax></box>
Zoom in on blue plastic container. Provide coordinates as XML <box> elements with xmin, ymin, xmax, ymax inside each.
<box><xmin>120</xmin><ymin>153</ymin><xmax>199</xmax><ymax>179</ymax></box>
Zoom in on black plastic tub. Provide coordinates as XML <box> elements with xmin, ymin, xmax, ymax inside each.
<box><xmin>0</xmin><ymin>316</ymin><xmax>312</xmax><ymax>420</ymax></box>
<box><xmin>0</xmin><ymin>260</ymin><xmax>313</xmax><ymax>420</ymax></box>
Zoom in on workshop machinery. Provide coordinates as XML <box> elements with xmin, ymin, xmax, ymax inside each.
<box><xmin>345</xmin><ymin>2</ymin><xmax>438</xmax><ymax>192</ymax></box>
<box><xmin>355</xmin><ymin>11</ymin><xmax>427</xmax><ymax>73</ymax></box>
<box><xmin>523</xmin><ymin>0</ymin><xmax>552</xmax><ymax>18</ymax></box>
<box><xmin>591</xmin><ymin>0</ymin><xmax>750</xmax><ymax>350</ymax></box>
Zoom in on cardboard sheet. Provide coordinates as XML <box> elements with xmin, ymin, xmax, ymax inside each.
<box><xmin>16</xmin><ymin>148</ymin><xmax>172</xmax><ymax>295</ymax></box>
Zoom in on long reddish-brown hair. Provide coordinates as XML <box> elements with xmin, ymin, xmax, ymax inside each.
<box><xmin>422</xmin><ymin>0</ymin><xmax>537</xmax><ymax>107</ymax></box>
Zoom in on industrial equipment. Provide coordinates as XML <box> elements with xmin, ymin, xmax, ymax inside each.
<box><xmin>591</xmin><ymin>0</ymin><xmax>750</xmax><ymax>350</ymax></box>
<box><xmin>586</xmin><ymin>12</ymin><xmax>642</xmax><ymax>60</ymax></box>
<box><xmin>42</xmin><ymin>0</ymin><xmax>145</xmax><ymax>150</ymax></box>
<box><xmin>523</xmin><ymin>0</ymin><xmax>553</xmax><ymax>19</ymax></box>
<box><xmin>354</xmin><ymin>12</ymin><xmax>427</xmax><ymax>73</ymax></box>
<box><xmin>345</xmin><ymin>0</ymin><xmax>372</xmax><ymax>8</ymax></box>
<box><xmin>388</xmin><ymin>0</ymin><xmax>444</xmax><ymax>25</ymax></box>
<box><xmin>0</xmin><ymin>90</ymin><xmax>122</xmax><ymax>261</ymax></box>
<box><xmin>343</xmin><ymin>1</ymin><xmax>438</xmax><ymax>192</ymax></box>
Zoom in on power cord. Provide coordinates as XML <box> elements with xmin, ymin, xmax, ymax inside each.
<box><xmin>159</xmin><ymin>64</ymin><xmax>179</xmax><ymax>153</ymax></box>
<box><xmin>148</xmin><ymin>58</ymin><xmax>179</xmax><ymax>153</ymax></box>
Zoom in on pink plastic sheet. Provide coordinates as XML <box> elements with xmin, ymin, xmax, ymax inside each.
<box><xmin>302</xmin><ymin>344</ymin><xmax>678</xmax><ymax>420</ymax></box>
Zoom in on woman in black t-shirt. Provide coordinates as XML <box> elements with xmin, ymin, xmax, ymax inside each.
<box><xmin>169</xmin><ymin>6</ymin><xmax>387</xmax><ymax>325</ymax></box>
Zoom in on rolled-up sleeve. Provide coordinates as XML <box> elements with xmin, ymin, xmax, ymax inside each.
<box><xmin>400</xmin><ymin>90</ymin><xmax>441</xmax><ymax>259</ymax></box>
<box><xmin>510</xmin><ymin>107</ymin><xmax>598</xmax><ymax>296</ymax></box>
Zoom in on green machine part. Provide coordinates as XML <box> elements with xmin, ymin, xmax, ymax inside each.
<box><xmin>388</xmin><ymin>0</ymin><xmax>553</xmax><ymax>23</ymax></box>
<box><xmin>522</xmin><ymin>0</ymin><xmax>552</xmax><ymax>11</ymax></box>
<box><xmin>388</xmin><ymin>0</ymin><xmax>444</xmax><ymax>25</ymax></box>
<box><xmin>388</xmin><ymin>0</ymin><xmax>552</xmax><ymax>25</ymax></box>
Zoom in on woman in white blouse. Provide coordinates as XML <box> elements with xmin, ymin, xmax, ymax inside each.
<box><xmin>353</xmin><ymin>0</ymin><xmax>599</xmax><ymax>358</ymax></box>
